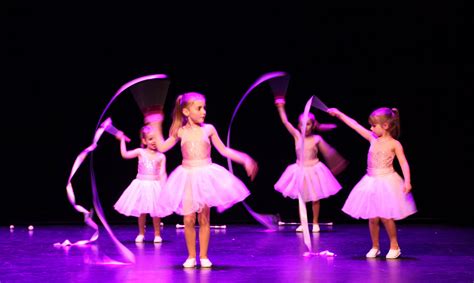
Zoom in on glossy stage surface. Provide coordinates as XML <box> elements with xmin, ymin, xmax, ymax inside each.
<box><xmin>1</xmin><ymin>223</ymin><xmax>473</xmax><ymax>282</ymax></box>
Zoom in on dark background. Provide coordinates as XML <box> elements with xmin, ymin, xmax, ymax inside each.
<box><xmin>4</xmin><ymin>2</ymin><xmax>472</xmax><ymax>227</ymax></box>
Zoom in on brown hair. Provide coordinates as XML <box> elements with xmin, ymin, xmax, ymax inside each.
<box><xmin>169</xmin><ymin>92</ymin><xmax>206</xmax><ymax>137</ymax></box>
<box><xmin>368</xmin><ymin>107</ymin><xmax>401</xmax><ymax>138</ymax></box>
<box><xmin>298</xmin><ymin>112</ymin><xmax>321</xmax><ymax>134</ymax></box>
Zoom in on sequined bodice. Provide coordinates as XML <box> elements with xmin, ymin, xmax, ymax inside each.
<box><xmin>367</xmin><ymin>145</ymin><xmax>394</xmax><ymax>169</ymax></box>
<box><xmin>295</xmin><ymin>136</ymin><xmax>319</xmax><ymax>162</ymax></box>
<box><xmin>180</xmin><ymin>126</ymin><xmax>211</xmax><ymax>160</ymax></box>
<box><xmin>137</xmin><ymin>151</ymin><xmax>164</xmax><ymax>176</ymax></box>
<box><xmin>367</xmin><ymin>141</ymin><xmax>395</xmax><ymax>176</ymax></box>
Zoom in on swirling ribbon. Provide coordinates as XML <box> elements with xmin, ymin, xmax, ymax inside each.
<box><xmin>227</xmin><ymin>72</ymin><xmax>336</xmax><ymax>256</ymax></box>
<box><xmin>298</xmin><ymin>96</ymin><xmax>314</xmax><ymax>254</ymax></box>
<box><xmin>300</xmin><ymin>96</ymin><xmax>338</xmax><ymax>257</ymax></box>
<box><xmin>226</xmin><ymin>71</ymin><xmax>287</xmax><ymax>230</ymax></box>
<box><xmin>58</xmin><ymin>74</ymin><xmax>168</xmax><ymax>264</ymax></box>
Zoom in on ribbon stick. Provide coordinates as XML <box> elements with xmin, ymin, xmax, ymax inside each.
<box><xmin>176</xmin><ymin>224</ymin><xmax>227</xmax><ymax>229</ymax></box>
<box><xmin>278</xmin><ymin>221</ymin><xmax>333</xmax><ymax>226</ymax></box>
<box><xmin>101</xmin><ymin>118</ymin><xmax>130</xmax><ymax>142</ymax></box>
<box><xmin>226</xmin><ymin>71</ymin><xmax>288</xmax><ymax>230</ymax></box>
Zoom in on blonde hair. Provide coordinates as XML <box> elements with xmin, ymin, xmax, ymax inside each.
<box><xmin>368</xmin><ymin>107</ymin><xmax>401</xmax><ymax>138</ymax></box>
<box><xmin>140</xmin><ymin>125</ymin><xmax>154</xmax><ymax>148</ymax></box>
<box><xmin>169</xmin><ymin>92</ymin><xmax>206</xmax><ymax>137</ymax></box>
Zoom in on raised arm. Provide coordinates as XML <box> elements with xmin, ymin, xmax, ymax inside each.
<box><xmin>394</xmin><ymin>140</ymin><xmax>412</xmax><ymax>193</ymax></box>
<box><xmin>148</xmin><ymin>119</ymin><xmax>178</xmax><ymax>153</ymax></box>
<box><xmin>118</xmin><ymin>136</ymin><xmax>141</xmax><ymax>159</ymax></box>
<box><xmin>275</xmin><ymin>100</ymin><xmax>300</xmax><ymax>139</ymax></box>
<box><xmin>327</xmin><ymin>108</ymin><xmax>375</xmax><ymax>141</ymax></box>
<box><xmin>115</xmin><ymin>131</ymin><xmax>140</xmax><ymax>159</ymax></box>
<box><xmin>208</xmin><ymin>124</ymin><xmax>258</xmax><ymax>181</ymax></box>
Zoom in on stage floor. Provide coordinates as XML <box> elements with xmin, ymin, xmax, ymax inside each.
<box><xmin>1</xmin><ymin>223</ymin><xmax>473</xmax><ymax>282</ymax></box>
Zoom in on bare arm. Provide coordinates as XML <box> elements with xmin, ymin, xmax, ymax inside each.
<box><xmin>327</xmin><ymin>108</ymin><xmax>375</xmax><ymax>141</ymax></box>
<box><xmin>275</xmin><ymin>102</ymin><xmax>300</xmax><ymax>139</ymax></box>
<box><xmin>317</xmin><ymin>135</ymin><xmax>348</xmax><ymax>175</ymax></box>
<box><xmin>394</xmin><ymin>140</ymin><xmax>412</xmax><ymax>193</ymax></box>
<box><xmin>208</xmin><ymin>124</ymin><xmax>258</xmax><ymax>181</ymax></box>
<box><xmin>115</xmin><ymin>131</ymin><xmax>140</xmax><ymax>159</ymax></box>
<box><xmin>148</xmin><ymin>120</ymin><xmax>179</xmax><ymax>153</ymax></box>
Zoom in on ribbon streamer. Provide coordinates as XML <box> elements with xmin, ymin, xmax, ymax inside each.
<box><xmin>62</xmin><ymin>74</ymin><xmax>168</xmax><ymax>264</ymax></box>
<box><xmin>298</xmin><ymin>96</ymin><xmax>314</xmax><ymax>253</ymax></box>
<box><xmin>311</xmin><ymin>95</ymin><xmax>329</xmax><ymax>112</ymax></box>
<box><xmin>57</xmin><ymin>121</ymin><xmax>110</xmax><ymax>248</ymax></box>
<box><xmin>226</xmin><ymin>71</ymin><xmax>288</xmax><ymax>230</ymax></box>
<box><xmin>87</xmin><ymin>75</ymin><xmax>168</xmax><ymax>264</ymax></box>
<box><xmin>59</xmin><ymin>117</ymin><xmax>135</xmax><ymax>264</ymax></box>
<box><xmin>299</xmin><ymin>96</ymin><xmax>338</xmax><ymax>257</ymax></box>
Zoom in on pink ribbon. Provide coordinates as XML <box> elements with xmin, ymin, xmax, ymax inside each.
<box><xmin>298</xmin><ymin>96</ymin><xmax>314</xmax><ymax>254</ymax></box>
<box><xmin>226</xmin><ymin>71</ymin><xmax>288</xmax><ymax>231</ymax></box>
<box><xmin>59</xmin><ymin>74</ymin><xmax>168</xmax><ymax>264</ymax></box>
<box><xmin>54</xmin><ymin>119</ymin><xmax>109</xmax><ymax>248</ymax></box>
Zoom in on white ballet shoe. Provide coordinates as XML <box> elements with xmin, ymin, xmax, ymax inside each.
<box><xmin>183</xmin><ymin>258</ymin><xmax>196</xmax><ymax>268</ymax></box>
<box><xmin>135</xmin><ymin>234</ymin><xmax>145</xmax><ymax>243</ymax></box>
<box><xmin>312</xmin><ymin>224</ymin><xmax>320</xmax><ymax>233</ymax></box>
<box><xmin>386</xmin><ymin>248</ymin><xmax>401</xmax><ymax>259</ymax></box>
<box><xmin>366</xmin><ymin>248</ymin><xmax>381</xmax><ymax>258</ymax></box>
<box><xmin>153</xmin><ymin>235</ymin><xmax>162</xmax><ymax>243</ymax></box>
<box><xmin>200</xmin><ymin>258</ymin><xmax>213</xmax><ymax>268</ymax></box>
<box><xmin>296</xmin><ymin>225</ymin><xmax>303</xmax><ymax>232</ymax></box>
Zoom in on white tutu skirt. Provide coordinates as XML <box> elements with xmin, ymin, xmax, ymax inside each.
<box><xmin>274</xmin><ymin>161</ymin><xmax>342</xmax><ymax>202</ymax></box>
<box><xmin>342</xmin><ymin>172</ymin><xmax>417</xmax><ymax>220</ymax></box>
<box><xmin>163</xmin><ymin>162</ymin><xmax>250</xmax><ymax>215</ymax></box>
<box><xmin>114</xmin><ymin>179</ymin><xmax>171</xmax><ymax>218</ymax></box>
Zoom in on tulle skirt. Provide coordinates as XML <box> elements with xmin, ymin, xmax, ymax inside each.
<box><xmin>342</xmin><ymin>171</ymin><xmax>417</xmax><ymax>220</ymax></box>
<box><xmin>114</xmin><ymin>179</ymin><xmax>171</xmax><ymax>218</ymax></box>
<box><xmin>274</xmin><ymin>161</ymin><xmax>342</xmax><ymax>202</ymax></box>
<box><xmin>163</xmin><ymin>160</ymin><xmax>250</xmax><ymax>215</ymax></box>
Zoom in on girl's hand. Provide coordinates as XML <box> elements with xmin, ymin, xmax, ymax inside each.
<box><xmin>274</xmin><ymin>97</ymin><xmax>286</xmax><ymax>107</ymax></box>
<box><xmin>404</xmin><ymin>182</ymin><xmax>412</xmax><ymax>194</ymax></box>
<box><xmin>326</xmin><ymin>108</ymin><xmax>341</xmax><ymax>117</ymax></box>
<box><xmin>244</xmin><ymin>157</ymin><xmax>259</xmax><ymax>181</ymax></box>
<box><xmin>116</xmin><ymin>131</ymin><xmax>130</xmax><ymax>142</ymax></box>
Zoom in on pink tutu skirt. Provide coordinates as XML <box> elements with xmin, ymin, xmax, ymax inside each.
<box><xmin>342</xmin><ymin>171</ymin><xmax>417</xmax><ymax>220</ymax></box>
<box><xmin>163</xmin><ymin>159</ymin><xmax>250</xmax><ymax>215</ymax></box>
<box><xmin>274</xmin><ymin>160</ymin><xmax>342</xmax><ymax>202</ymax></box>
<box><xmin>114</xmin><ymin>178</ymin><xmax>171</xmax><ymax>218</ymax></box>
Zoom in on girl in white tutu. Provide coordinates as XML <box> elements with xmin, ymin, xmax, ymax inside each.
<box><xmin>327</xmin><ymin>107</ymin><xmax>416</xmax><ymax>259</ymax></box>
<box><xmin>274</xmin><ymin>98</ymin><xmax>346</xmax><ymax>233</ymax></box>
<box><xmin>152</xmin><ymin>92</ymin><xmax>258</xmax><ymax>268</ymax></box>
<box><xmin>114</xmin><ymin>125</ymin><xmax>169</xmax><ymax>244</ymax></box>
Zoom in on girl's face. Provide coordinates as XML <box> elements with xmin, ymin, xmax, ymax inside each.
<box><xmin>370</xmin><ymin>122</ymin><xmax>387</xmax><ymax>137</ymax></box>
<box><xmin>142</xmin><ymin>132</ymin><xmax>158</xmax><ymax>150</ymax></box>
<box><xmin>183</xmin><ymin>99</ymin><xmax>206</xmax><ymax>125</ymax></box>
<box><xmin>298</xmin><ymin>119</ymin><xmax>313</xmax><ymax>136</ymax></box>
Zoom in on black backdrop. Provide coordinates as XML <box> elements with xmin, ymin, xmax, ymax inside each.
<box><xmin>4</xmin><ymin>2</ymin><xmax>472</xmax><ymax>226</ymax></box>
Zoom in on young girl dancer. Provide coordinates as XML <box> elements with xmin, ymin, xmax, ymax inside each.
<box><xmin>153</xmin><ymin>92</ymin><xmax>258</xmax><ymax>268</ymax></box>
<box><xmin>114</xmin><ymin>125</ymin><xmax>168</xmax><ymax>243</ymax></box>
<box><xmin>327</xmin><ymin>107</ymin><xmax>416</xmax><ymax>259</ymax></box>
<box><xmin>274</xmin><ymin>98</ymin><xmax>344</xmax><ymax>233</ymax></box>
